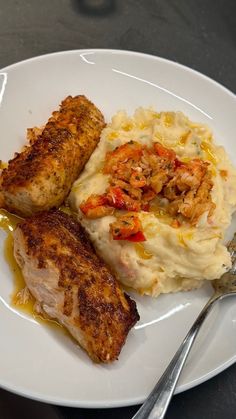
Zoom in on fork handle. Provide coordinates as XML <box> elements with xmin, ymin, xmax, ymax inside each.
<box><xmin>132</xmin><ymin>294</ymin><xmax>219</xmax><ymax>419</ymax></box>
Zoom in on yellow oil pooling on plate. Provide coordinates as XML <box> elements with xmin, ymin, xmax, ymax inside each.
<box><xmin>135</xmin><ymin>243</ymin><xmax>153</xmax><ymax>259</ymax></box>
<box><xmin>177</xmin><ymin>131</ymin><xmax>190</xmax><ymax>146</ymax></box>
<box><xmin>163</xmin><ymin>112</ymin><xmax>174</xmax><ymax>127</ymax></box>
<box><xmin>200</xmin><ymin>142</ymin><xmax>218</xmax><ymax>165</ymax></box>
<box><xmin>0</xmin><ymin>209</ymin><xmax>22</xmax><ymax>233</ymax></box>
<box><xmin>178</xmin><ymin>232</ymin><xmax>193</xmax><ymax>247</ymax></box>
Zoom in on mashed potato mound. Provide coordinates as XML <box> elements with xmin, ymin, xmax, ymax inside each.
<box><xmin>69</xmin><ymin>108</ymin><xmax>236</xmax><ymax>297</ymax></box>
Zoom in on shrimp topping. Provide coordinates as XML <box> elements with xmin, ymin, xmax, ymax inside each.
<box><xmin>110</xmin><ymin>214</ymin><xmax>146</xmax><ymax>242</ymax></box>
<box><xmin>80</xmin><ymin>141</ymin><xmax>215</xmax><ymax>239</ymax></box>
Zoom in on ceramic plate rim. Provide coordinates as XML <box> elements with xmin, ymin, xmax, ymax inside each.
<box><xmin>0</xmin><ymin>49</ymin><xmax>235</xmax><ymax>408</ymax></box>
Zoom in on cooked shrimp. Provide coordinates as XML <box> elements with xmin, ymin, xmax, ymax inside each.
<box><xmin>103</xmin><ymin>141</ymin><xmax>143</xmax><ymax>175</ymax></box>
<box><xmin>168</xmin><ymin>169</ymin><xmax>215</xmax><ymax>223</ymax></box>
<box><xmin>110</xmin><ymin>214</ymin><xmax>145</xmax><ymax>241</ymax></box>
<box><xmin>174</xmin><ymin>159</ymin><xmax>208</xmax><ymax>191</ymax></box>
<box><xmin>80</xmin><ymin>194</ymin><xmax>114</xmax><ymax>218</ymax></box>
<box><xmin>80</xmin><ymin>142</ymin><xmax>215</xmax><ymax>231</ymax></box>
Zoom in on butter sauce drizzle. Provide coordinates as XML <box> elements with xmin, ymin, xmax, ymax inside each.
<box><xmin>0</xmin><ymin>209</ymin><xmax>63</xmax><ymax>330</ymax></box>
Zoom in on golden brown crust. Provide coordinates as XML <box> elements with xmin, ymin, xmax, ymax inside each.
<box><xmin>1</xmin><ymin>95</ymin><xmax>105</xmax><ymax>216</ymax></box>
<box><xmin>15</xmin><ymin>210</ymin><xmax>139</xmax><ymax>362</ymax></box>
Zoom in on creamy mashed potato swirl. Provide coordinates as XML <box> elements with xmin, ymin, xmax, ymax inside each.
<box><xmin>69</xmin><ymin>109</ymin><xmax>236</xmax><ymax>297</ymax></box>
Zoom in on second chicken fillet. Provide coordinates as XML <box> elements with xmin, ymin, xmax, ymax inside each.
<box><xmin>0</xmin><ymin>95</ymin><xmax>105</xmax><ymax>216</ymax></box>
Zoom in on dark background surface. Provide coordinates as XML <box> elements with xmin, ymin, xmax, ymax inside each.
<box><xmin>0</xmin><ymin>0</ymin><xmax>236</xmax><ymax>418</ymax></box>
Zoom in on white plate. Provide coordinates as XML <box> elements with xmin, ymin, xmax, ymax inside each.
<box><xmin>0</xmin><ymin>49</ymin><xmax>236</xmax><ymax>408</ymax></box>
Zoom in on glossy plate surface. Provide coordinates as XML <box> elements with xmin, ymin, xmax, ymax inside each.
<box><xmin>0</xmin><ymin>49</ymin><xmax>236</xmax><ymax>408</ymax></box>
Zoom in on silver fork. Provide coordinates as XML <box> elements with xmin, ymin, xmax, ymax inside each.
<box><xmin>132</xmin><ymin>233</ymin><xmax>236</xmax><ymax>419</ymax></box>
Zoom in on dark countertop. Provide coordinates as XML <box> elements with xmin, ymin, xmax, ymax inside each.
<box><xmin>0</xmin><ymin>1</ymin><xmax>235</xmax><ymax>418</ymax></box>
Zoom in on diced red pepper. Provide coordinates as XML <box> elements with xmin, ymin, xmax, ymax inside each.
<box><xmin>80</xmin><ymin>194</ymin><xmax>109</xmax><ymax>215</ymax></box>
<box><xmin>113</xmin><ymin>230</ymin><xmax>146</xmax><ymax>242</ymax></box>
<box><xmin>153</xmin><ymin>142</ymin><xmax>176</xmax><ymax>160</ymax></box>
<box><xmin>141</xmin><ymin>203</ymin><xmax>150</xmax><ymax>212</ymax></box>
<box><xmin>106</xmin><ymin>187</ymin><xmax>126</xmax><ymax>209</ymax></box>
<box><xmin>174</xmin><ymin>158</ymin><xmax>184</xmax><ymax>169</ymax></box>
<box><xmin>110</xmin><ymin>214</ymin><xmax>146</xmax><ymax>241</ymax></box>
<box><xmin>125</xmin><ymin>231</ymin><xmax>146</xmax><ymax>242</ymax></box>
<box><xmin>106</xmin><ymin>187</ymin><xmax>140</xmax><ymax>211</ymax></box>
<box><xmin>103</xmin><ymin>141</ymin><xmax>143</xmax><ymax>174</ymax></box>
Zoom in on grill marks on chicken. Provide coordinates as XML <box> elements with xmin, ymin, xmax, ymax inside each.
<box><xmin>0</xmin><ymin>95</ymin><xmax>105</xmax><ymax>217</ymax></box>
<box><xmin>13</xmin><ymin>210</ymin><xmax>139</xmax><ymax>362</ymax></box>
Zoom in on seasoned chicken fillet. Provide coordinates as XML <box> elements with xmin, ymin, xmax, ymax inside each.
<box><xmin>13</xmin><ymin>210</ymin><xmax>139</xmax><ymax>362</ymax></box>
<box><xmin>0</xmin><ymin>95</ymin><xmax>105</xmax><ymax>216</ymax></box>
